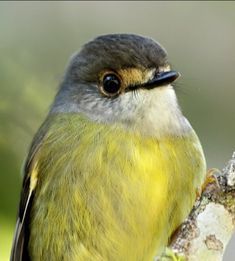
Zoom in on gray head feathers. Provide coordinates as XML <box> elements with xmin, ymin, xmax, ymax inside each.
<box><xmin>64</xmin><ymin>34</ymin><xmax>168</xmax><ymax>84</ymax></box>
<box><xmin>51</xmin><ymin>34</ymin><xmax>190</xmax><ymax>137</ymax></box>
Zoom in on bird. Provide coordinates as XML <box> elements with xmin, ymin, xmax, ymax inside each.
<box><xmin>11</xmin><ymin>33</ymin><xmax>206</xmax><ymax>261</ymax></box>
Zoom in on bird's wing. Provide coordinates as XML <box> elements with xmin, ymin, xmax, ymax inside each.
<box><xmin>10</xmin><ymin>123</ymin><xmax>48</xmax><ymax>261</ymax></box>
<box><xmin>10</xmin><ymin>179</ymin><xmax>35</xmax><ymax>261</ymax></box>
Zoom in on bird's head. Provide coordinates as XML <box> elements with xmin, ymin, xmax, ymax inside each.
<box><xmin>51</xmin><ymin>34</ymin><xmax>190</xmax><ymax>137</ymax></box>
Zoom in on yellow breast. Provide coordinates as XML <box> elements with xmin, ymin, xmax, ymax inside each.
<box><xmin>29</xmin><ymin>114</ymin><xmax>206</xmax><ymax>261</ymax></box>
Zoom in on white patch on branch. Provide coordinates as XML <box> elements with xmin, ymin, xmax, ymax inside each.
<box><xmin>188</xmin><ymin>203</ymin><xmax>233</xmax><ymax>261</ymax></box>
<box><xmin>224</xmin><ymin>152</ymin><xmax>235</xmax><ymax>187</ymax></box>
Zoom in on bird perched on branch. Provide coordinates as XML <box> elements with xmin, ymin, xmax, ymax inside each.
<box><xmin>11</xmin><ymin>34</ymin><xmax>206</xmax><ymax>261</ymax></box>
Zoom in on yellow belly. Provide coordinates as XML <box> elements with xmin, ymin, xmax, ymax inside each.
<box><xmin>29</xmin><ymin>114</ymin><xmax>206</xmax><ymax>260</ymax></box>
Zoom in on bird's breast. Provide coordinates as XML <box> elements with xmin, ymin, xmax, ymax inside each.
<box><xmin>29</xmin><ymin>114</ymin><xmax>206</xmax><ymax>260</ymax></box>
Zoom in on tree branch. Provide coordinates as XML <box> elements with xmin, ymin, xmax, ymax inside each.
<box><xmin>159</xmin><ymin>152</ymin><xmax>235</xmax><ymax>260</ymax></box>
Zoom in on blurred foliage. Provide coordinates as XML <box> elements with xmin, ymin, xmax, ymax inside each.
<box><xmin>0</xmin><ymin>2</ymin><xmax>235</xmax><ymax>260</ymax></box>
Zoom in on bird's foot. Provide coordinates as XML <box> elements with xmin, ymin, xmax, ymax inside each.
<box><xmin>196</xmin><ymin>168</ymin><xmax>221</xmax><ymax>198</ymax></box>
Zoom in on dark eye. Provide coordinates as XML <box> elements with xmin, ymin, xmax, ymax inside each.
<box><xmin>102</xmin><ymin>74</ymin><xmax>121</xmax><ymax>96</ymax></box>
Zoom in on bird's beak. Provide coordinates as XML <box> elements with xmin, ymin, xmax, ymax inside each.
<box><xmin>126</xmin><ymin>70</ymin><xmax>180</xmax><ymax>92</ymax></box>
<box><xmin>141</xmin><ymin>71</ymin><xmax>180</xmax><ymax>90</ymax></box>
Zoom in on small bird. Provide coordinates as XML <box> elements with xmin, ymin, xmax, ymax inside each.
<box><xmin>11</xmin><ymin>34</ymin><xmax>206</xmax><ymax>261</ymax></box>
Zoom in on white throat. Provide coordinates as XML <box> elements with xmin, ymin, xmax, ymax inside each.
<box><xmin>118</xmin><ymin>85</ymin><xmax>192</xmax><ymax>137</ymax></box>
<box><xmin>52</xmin><ymin>85</ymin><xmax>192</xmax><ymax>138</ymax></box>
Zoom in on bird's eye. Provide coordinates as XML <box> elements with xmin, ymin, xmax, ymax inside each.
<box><xmin>101</xmin><ymin>73</ymin><xmax>121</xmax><ymax>96</ymax></box>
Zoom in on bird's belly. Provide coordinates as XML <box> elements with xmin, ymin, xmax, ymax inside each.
<box><xmin>29</xmin><ymin>121</ymin><xmax>206</xmax><ymax>261</ymax></box>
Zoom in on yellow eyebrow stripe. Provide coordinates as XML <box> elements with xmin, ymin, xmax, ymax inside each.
<box><xmin>117</xmin><ymin>68</ymin><xmax>154</xmax><ymax>88</ymax></box>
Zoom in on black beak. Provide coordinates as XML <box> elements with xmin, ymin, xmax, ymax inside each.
<box><xmin>126</xmin><ymin>70</ymin><xmax>180</xmax><ymax>92</ymax></box>
<box><xmin>141</xmin><ymin>71</ymin><xmax>180</xmax><ymax>90</ymax></box>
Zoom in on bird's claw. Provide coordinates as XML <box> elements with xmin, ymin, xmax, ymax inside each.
<box><xmin>196</xmin><ymin>168</ymin><xmax>221</xmax><ymax>198</ymax></box>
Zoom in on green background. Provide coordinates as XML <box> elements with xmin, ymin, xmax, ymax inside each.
<box><xmin>0</xmin><ymin>2</ymin><xmax>234</xmax><ymax>260</ymax></box>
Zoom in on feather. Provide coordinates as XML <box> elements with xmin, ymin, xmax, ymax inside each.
<box><xmin>10</xmin><ymin>119</ymin><xmax>49</xmax><ymax>261</ymax></box>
